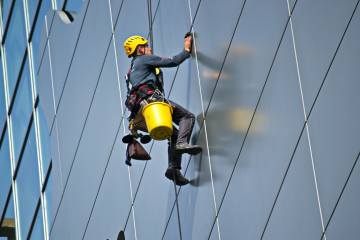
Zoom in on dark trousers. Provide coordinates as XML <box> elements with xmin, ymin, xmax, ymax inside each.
<box><xmin>168</xmin><ymin>100</ymin><xmax>195</xmax><ymax>169</ymax></box>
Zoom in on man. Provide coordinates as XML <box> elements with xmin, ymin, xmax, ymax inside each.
<box><xmin>123</xmin><ymin>34</ymin><xmax>201</xmax><ymax>186</ymax></box>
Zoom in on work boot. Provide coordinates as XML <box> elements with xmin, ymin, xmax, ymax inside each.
<box><xmin>175</xmin><ymin>143</ymin><xmax>202</xmax><ymax>155</ymax></box>
<box><xmin>165</xmin><ymin>167</ymin><xmax>190</xmax><ymax>186</ymax></box>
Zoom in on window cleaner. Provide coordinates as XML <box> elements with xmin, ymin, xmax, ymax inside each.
<box><xmin>122</xmin><ymin>33</ymin><xmax>202</xmax><ymax>186</ymax></box>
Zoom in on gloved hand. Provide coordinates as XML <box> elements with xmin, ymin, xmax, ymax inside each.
<box><xmin>184</xmin><ymin>32</ymin><xmax>193</xmax><ymax>53</ymax></box>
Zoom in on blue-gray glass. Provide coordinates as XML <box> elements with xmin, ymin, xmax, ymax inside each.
<box><xmin>28</xmin><ymin>207</ymin><xmax>45</xmax><ymax>240</ymax></box>
<box><xmin>56</xmin><ymin>0</ymin><xmax>64</xmax><ymax>9</ymax></box>
<box><xmin>291</xmin><ymin>0</ymin><xmax>358</xmax><ymax>115</ymax></box>
<box><xmin>38</xmin><ymin>107</ymin><xmax>51</xmax><ymax>179</ymax></box>
<box><xmin>131</xmin><ymin>141</ymin><xmax>177</xmax><ymax>239</ymax></box>
<box><xmin>37</xmin><ymin>46</ymin><xmax>55</xmax><ymax>132</ymax></box>
<box><xmin>306</xmin><ymin>4</ymin><xmax>360</xmax><ymax>225</ymax></box>
<box><xmin>190</xmin><ymin>0</ymin><xmax>246</xmax><ymax>110</ymax></box>
<box><xmin>50</xmin><ymin>33</ymin><xmax>125</xmax><ymax>238</ymax></box>
<box><xmin>4</xmin><ymin>0</ymin><xmax>27</xmax><ymax>99</ymax></box>
<box><xmin>178</xmin><ymin>129</ymin><xmax>220</xmax><ymax>239</ymax></box>
<box><xmin>262</xmin><ymin>133</ymin><xmax>322</xmax><ymax>239</ymax></box>
<box><xmin>49</xmin><ymin>0</ymin><xmax>112</xmax><ymax>185</ymax></box>
<box><xmin>31</xmin><ymin>0</ymin><xmax>52</xmax><ymax>75</ymax></box>
<box><xmin>325</xmin><ymin>156</ymin><xmax>360</xmax><ymax>240</ymax></box>
<box><xmin>64</xmin><ymin>0</ymin><xmax>85</xmax><ymax>13</ymax></box>
<box><xmin>0</xmin><ymin>193</ymin><xmax>16</xmax><ymax>239</ymax></box>
<box><xmin>151</xmin><ymin>0</ymin><xmax>193</xmax><ymax>98</ymax></box>
<box><xmin>216</xmin><ymin>27</ymin><xmax>304</xmax><ymax>239</ymax></box>
<box><xmin>45</xmin><ymin>0</ymin><xmax>96</xmax><ymax>120</ymax></box>
<box><xmin>26</xmin><ymin>0</ymin><xmax>40</xmax><ymax>29</ymax></box>
<box><xmin>187</xmin><ymin>0</ymin><xmax>289</xmax><ymax>212</ymax></box>
<box><xmin>10</xmin><ymin>58</ymin><xmax>33</xmax><ymax>164</ymax></box>
<box><xmin>80</xmin><ymin>140</ymin><xmax>132</xmax><ymax>240</ymax></box>
<box><xmin>162</xmin><ymin>207</ymin><xmax>181</xmax><ymax>240</ymax></box>
<box><xmin>0</xmin><ymin>54</ymin><xmax>6</xmax><ymax>132</ymax></box>
<box><xmin>0</xmin><ymin>0</ymin><xmax>13</xmax><ymax>28</ymax></box>
<box><xmin>44</xmin><ymin>170</ymin><xmax>52</xmax><ymax>228</ymax></box>
<box><xmin>0</xmin><ymin>132</ymin><xmax>11</xmax><ymax>216</ymax></box>
<box><xmin>16</xmin><ymin>124</ymin><xmax>41</xmax><ymax>240</ymax></box>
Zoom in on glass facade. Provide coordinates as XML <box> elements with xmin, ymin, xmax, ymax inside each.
<box><xmin>10</xmin><ymin>58</ymin><xmax>32</xmax><ymax>163</ymax></box>
<box><xmin>3</xmin><ymin>0</ymin><xmax>27</xmax><ymax>99</ymax></box>
<box><xmin>0</xmin><ymin>131</ymin><xmax>11</xmax><ymax>215</ymax></box>
<box><xmin>16</xmin><ymin>124</ymin><xmax>41</xmax><ymax>239</ymax></box>
<box><xmin>0</xmin><ymin>0</ymin><xmax>54</xmax><ymax>239</ymax></box>
<box><xmin>37</xmin><ymin>0</ymin><xmax>360</xmax><ymax>239</ymax></box>
<box><xmin>2</xmin><ymin>0</ymin><xmax>360</xmax><ymax>239</ymax></box>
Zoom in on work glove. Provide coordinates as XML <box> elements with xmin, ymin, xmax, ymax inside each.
<box><xmin>184</xmin><ymin>32</ymin><xmax>193</xmax><ymax>53</ymax></box>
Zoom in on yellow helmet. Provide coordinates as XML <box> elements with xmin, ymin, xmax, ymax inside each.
<box><xmin>123</xmin><ymin>35</ymin><xmax>148</xmax><ymax>57</ymax></box>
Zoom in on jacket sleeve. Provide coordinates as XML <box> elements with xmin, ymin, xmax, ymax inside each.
<box><xmin>143</xmin><ymin>50</ymin><xmax>191</xmax><ymax>68</ymax></box>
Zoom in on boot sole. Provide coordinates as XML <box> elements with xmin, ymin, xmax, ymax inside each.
<box><xmin>174</xmin><ymin>147</ymin><xmax>202</xmax><ymax>155</ymax></box>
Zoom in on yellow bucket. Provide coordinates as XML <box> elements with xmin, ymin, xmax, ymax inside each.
<box><xmin>142</xmin><ymin>102</ymin><xmax>173</xmax><ymax>140</ymax></box>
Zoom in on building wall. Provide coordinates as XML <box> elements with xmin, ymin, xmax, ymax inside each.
<box><xmin>37</xmin><ymin>0</ymin><xmax>360</xmax><ymax>239</ymax></box>
<box><xmin>0</xmin><ymin>0</ymin><xmax>59</xmax><ymax>239</ymax></box>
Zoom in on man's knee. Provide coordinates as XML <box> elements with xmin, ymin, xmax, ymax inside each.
<box><xmin>186</xmin><ymin>112</ymin><xmax>195</xmax><ymax>120</ymax></box>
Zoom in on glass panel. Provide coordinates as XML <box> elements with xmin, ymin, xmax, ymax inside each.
<box><xmin>37</xmin><ymin>106</ymin><xmax>51</xmax><ymax>180</ymax></box>
<box><xmin>28</xmin><ymin>207</ymin><xmax>45</xmax><ymax>240</ymax></box>
<box><xmin>31</xmin><ymin>0</ymin><xmax>51</xmax><ymax>74</ymax></box>
<box><xmin>26</xmin><ymin>0</ymin><xmax>41</xmax><ymax>30</ymax></box>
<box><xmin>0</xmin><ymin>0</ymin><xmax>13</xmax><ymax>28</ymax></box>
<box><xmin>44</xmin><ymin>170</ymin><xmax>51</xmax><ymax>229</ymax></box>
<box><xmin>56</xmin><ymin>0</ymin><xmax>64</xmax><ymax>10</ymax></box>
<box><xmin>15</xmin><ymin>124</ymin><xmax>40</xmax><ymax>240</ymax></box>
<box><xmin>64</xmin><ymin>0</ymin><xmax>85</xmax><ymax>13</ymax></box>
<box><xmin>0</xmin><ymin>132</ymin><xmax>11</xmax><ymax>217</ymax></box>
<box><xmin>10</xmin><ymin>58</ymin><xmax>32</xmax><ymax>164</ymax></box>
<box><xmin>0</xmin><ymin>54</ymin><xmax>6</xmax><ymax>132</ymax></box>
<box><xmin>0</xmin><ymin>193</ymin><xmax>16</xmax><ymax>240</ymax></box>
<box><xmin>4</xmin><ymin>0</ymin><xmax>27</xmax><ymax>99</ymax></box>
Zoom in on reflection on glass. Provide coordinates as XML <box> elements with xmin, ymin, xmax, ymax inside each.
<box><xmin>64</xmin><ymin>0</ymin><xmax>85</xmax><ymax>12</ymax></box>
<box><xmin>0</xmin><ymin>54</ymin><xmax>6</xmax><ymax>131</ymax></box>
<box><xmin>44</xmin><ymin>171</ymin><xmax>52</xmax><ymax>229</ymax></box>
<box><xmin>0</xmin><ymin>193</ymin><xmax>17</xmax><ymax>240</ymax></box>
<box><xmin>37</xmin><ymin>106</ymin><xmax>51</xmax><ymax>179</ymax></box>
<box><xmin>26</xmin><ymin>0</ymin><xmax>41</xmax><ymax>29</ymax></box>
<box><xmin>10</xmin><ymin>59</ymin><xmax>33</xmax><ymax>164</ymax></box>
<box><xmin>16</xmin><ymin>124</ymin><xmax>40</xmax><ymax>240</ymax></box>
<box><xmin>31</xmin><ymin>0</ymin><xmax>52</xmax><ymax>75</ymax></box>
<box><xmin>0</xmin><ymin>132</ymin><xmax>11</xmax><ymax>216</ymax></box>
<box><xmin>28</xmin><ymin>207</ymin><xmax>45</xmax><ymax>240</ymax></box>
<box><xmin>4</xmin><ymin>0</ymin><xmax>27</xmax><ymax>99</ymax></box>
<box><xmin>0</xmin><ymin>0</ymin><xmax>13</xmax><ymax>28</ymax></box>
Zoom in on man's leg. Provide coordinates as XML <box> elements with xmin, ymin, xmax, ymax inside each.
<box><xmin>169</xmin><ymin>100</ymin><xmax>202</xmax><ymax>155</ymax></box>
<box><xmin>165</xmin><ymin>126</ymin><xmax>190</xmax><ymax>186</ymax></box>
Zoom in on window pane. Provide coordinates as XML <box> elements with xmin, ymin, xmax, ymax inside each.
<box><xmin>10</xmin><ymin>59</ymin><xmax>32</xmax><ymax>164</ymax></box>
<box><xmin>31</xmin><ymin>0</ymin><xmax>51</xmax><ymax>78</ymax></box>
<box><xmin>0</xmin><ymin>54</ymin><xmax>6</xmax><ymax>132</ymax></box>
<box><xmin>28</xmin><ymin>207</ymin><xmax>45</xmax><ymax>240</ymax></box>
<box><xmin>0</xmin><ymin>132</ymin><xmax>11</xmax><ymax>217</ymax></box>
<box><xmin>37</xmin><ymin>107</ymin><xmax>51</xmax><ymax>178</ymax></box>
<box><xmin>26</xmin><ymin>0</ymin><xmax>41</xmax><ymax>30</ymax></box>
<box><xmin>44</xmin><ymin>171</ymin><xmax>51</xmax><ymax>228</ymax></box>
<box><xmin>0</xmin><ymin>0</ymin><xmax>13</xmax><ymax>28</ymax></box>
<box><xmin>16</xmin><ymin>124</ymin><xmax>40</xmax><ymax>240</ymax></box>
<box><xmin>56</xmin><ymin>0</ymin><xmax>64</xmax><ymax>10</ymax></box>
<box><xmin>0</xmin><ymin>193</ymin><xmax>17</xmax><ymax>240</ymax></box>
<box><xmin>4</xmin><ymin>0</ymin><xmax>27</xmax><ymax>99</ymax></box>
<box><xmin>64</xmin><ymin>0</ymin><xmax>85</xmax><ymax>12</ymax></box>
